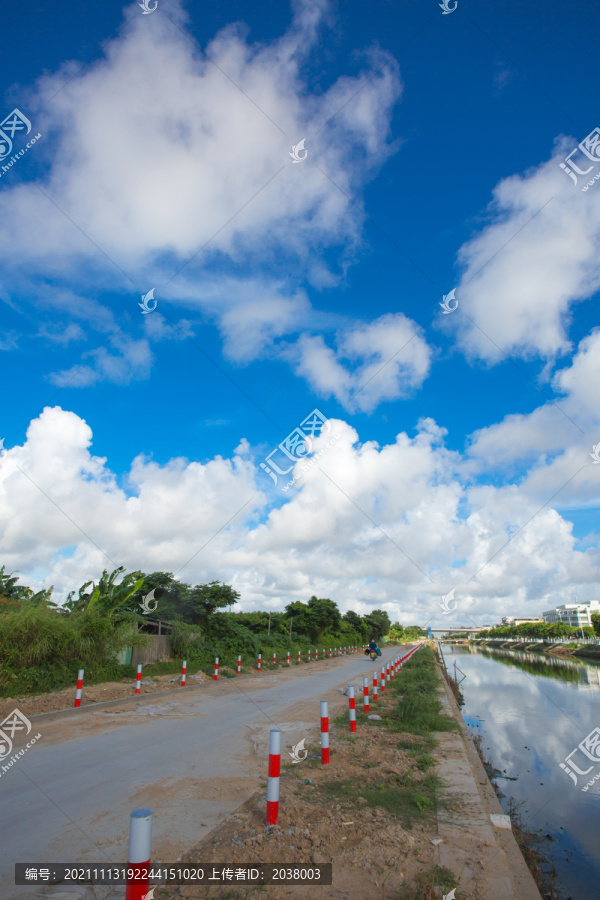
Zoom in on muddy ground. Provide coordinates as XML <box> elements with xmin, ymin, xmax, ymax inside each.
<box><xmin>141</xmin><ymin>686</ymin><xmax>454</xmax><ymax>900</ymax></box>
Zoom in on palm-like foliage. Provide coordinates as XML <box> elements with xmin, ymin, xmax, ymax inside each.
<box><xmin>64</xmin><ymin>566</ymin><xmax>145</xmax><ymax>621</ymax></box>
<box><xmin>0</xmin><ymin>565</ymin><xmax>56</xmax><ymax>610</ymax></box>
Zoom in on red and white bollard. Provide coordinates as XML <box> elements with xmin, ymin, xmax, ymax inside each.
<box><xmin>363</xmin><ymin>676</ymin><xmax>369</xmax><ymax>714</ymax></box>
<box><xmin>329</xmin><ymin>648</ymin><xmax>332</xmax><ymax>658</ymax></box>
<box><xmin>287</xmin><ymin>651</ymin><xmax>290</xmax><ymax>666</ymax></box>
<box><xmin>348</xmin><ymin>685</ymin><xmax>356</xmax><ymax>732</ymax></box>
<box><xmin>266</xmin><ymin>729</ymin><xmax>281</xmax><ymax>826</ymax></box>
<box><xmin>390</xmin><ymin>660</ymin><xmax>395</xmax><ymax>682</ymax></box>
<box><xmin>320</xmin><ymin>700</ymin><xmax>330</xmax><ymax>764</ymax></box>
<box><xmin>74</xmin><ymin>669</ymin><xmax>84</xmax><ymax>708</ymax></box>
<box><xmin>273</xmin><ymin>652</ymin><xmax>276</xmax><ymax>666</ymax></box>
<box><xmin>181</xmin><ymin>660</ymin><xmax>187</xmax><ymax>687</ymax></box>
<box><xmin>298</xmin><ymin>649</ymin><xmax>301</xmax><ymax>664</ymax></box>
<box><xmin>237</xmin><ymin>655</ymin><xmax>242</xmax><ymax>675</ymax></box>
<box><xmin>308</xmin><ymin>650</ymin><xmax>311</xmax><ymax>662</ymax></box>
<box><xmin>135</xmin><ymin>664</ymin><xmax>142</xmax><ymax>695</ymax></box>
<box><xmin>386</xmin><ymin>663</ymin><xmax>390</xmax><ymax>683</ymax></box>
<box><xmin>258</xmin><ymin>653</ymin><xmax>262</xmax><ymax>672</ymax></box>
<box><xmin>125</xmin><ymin>807</ymin><xmax>153</xmax><ymax>900</ymax></box>
<box><xmin>214</xmin><ymin>657</ymin><xmax>219</xmax><ymax>681</ymax></box>
<box><xmin>373</xmin><ymin>670</ymin><xmax>378</xmax><ymax>702</ymax></box>
<box><xmin>380</xmin><ymin>667</ymin><xmax>385</xmax><ymax>694</ymax></box>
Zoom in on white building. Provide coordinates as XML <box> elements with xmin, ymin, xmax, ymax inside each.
<box><xmin>501</xmin><ymin>616</ymin><xmax>543</xmax><ymax>626</ymax></box>
<box><xmin>542</xmin><ymin>600</ymin><xmax>600</xmax><ymax>628</ymax></box>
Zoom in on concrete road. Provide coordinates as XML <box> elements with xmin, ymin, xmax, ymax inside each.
<box><xmin>0</xmin><ymin>647</ymin><xmax>407</xmax><ymax>899</ymax></box>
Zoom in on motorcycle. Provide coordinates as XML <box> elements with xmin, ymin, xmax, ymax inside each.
<box><xmin>365</xmin><ymin>648</ymin><xmax>382</xmax><ymax>661</ymax></box>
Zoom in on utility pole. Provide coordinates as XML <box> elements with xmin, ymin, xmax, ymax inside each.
<box><xmin>268</xmin><ymin>612</ymin><xmax>271</xmax><ymax>637</ymax></box>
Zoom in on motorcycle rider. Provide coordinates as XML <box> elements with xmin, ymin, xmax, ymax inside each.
<box><xmin>364</xmin><ymin>638</ymin><xmax>381</xmax><ymax>657</ymax></box>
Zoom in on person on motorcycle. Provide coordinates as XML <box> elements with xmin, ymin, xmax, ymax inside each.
<box><xmin>365</xmin><ymin>639</ymin><xmax>381</xmax><ymax>657</ymax></box>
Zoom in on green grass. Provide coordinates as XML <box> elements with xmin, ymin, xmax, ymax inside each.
<box><xmin>317</xmin><ymin>650</ymin><xmax>453</xmax><ymax>829</ymax></box>
<box><xmin>382</xmin><ymin>652</ymin><xmax>459</xmax><ymax>736</ymax></box>
<box><xmin>400</xmin><ymin>865</ymin><xmax>459</xmax><ymax>899</ymax></box>
<box><xmin>317</xmin><ymin>768</ymin><xmax>442</xmax><ymax>825</ymax></box>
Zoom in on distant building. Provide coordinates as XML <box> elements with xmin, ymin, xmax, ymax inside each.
<box><xmin>501</xmin><ymin>616</ymin><xmax>543</xmax><ymax>627</ymax></box>
<box><xmin>542</xmin><ymin>600</ymin><xmax>600</xmax><ymax>628</ymax></box>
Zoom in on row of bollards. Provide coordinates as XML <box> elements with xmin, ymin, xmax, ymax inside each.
<box><xmin>268</xmin><ymin>644</ymin><xmax>424</xmax><ymax>826</ymax></box>
<box><xmin>71</xmin><ymin>647</ymin><xmax>361</xmax><ymax>707</ymax></box>
<box><xmin>120</xmin><ymin>644</ymin><xmax>423</xmax><ymax>896</ymax></box>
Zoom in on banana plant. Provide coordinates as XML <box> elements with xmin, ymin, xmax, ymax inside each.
<box><xmin>0</xmin><ymin>565</ymin><xmax>56</xmax><ymax>608</ymax></box>
<box><xmin>65</xmin><ymin>567</ymin><xmax>145</xmax><ymax>621</ymax></box>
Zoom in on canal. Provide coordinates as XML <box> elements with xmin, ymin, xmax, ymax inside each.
<box><xmin>442</xmin><ymin>643</ymin><xmax>600</xmax><ymax>900</ymax></box>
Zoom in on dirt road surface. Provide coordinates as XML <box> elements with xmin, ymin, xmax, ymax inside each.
<box><xmin>0</xmin><ymin>648</ymin><xmax>398</xmax><ymax>899</ymax></box>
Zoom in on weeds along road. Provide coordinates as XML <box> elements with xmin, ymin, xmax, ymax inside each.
<box><xmin>0</xmin><ymin>646</ymin><xmax>406</xmax><ymax>899</ymax></box>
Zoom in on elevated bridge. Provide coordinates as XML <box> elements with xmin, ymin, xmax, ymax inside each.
<box><xmin>428</xmin><ymin>627</ymin><xmax>493</xmax><ymax>635</ymax></box>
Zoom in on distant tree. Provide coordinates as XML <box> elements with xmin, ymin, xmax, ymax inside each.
<box><xmin>343</xmin><ymin>610</ymin><xmax>367</xmax><ymax>639</ymax></box>
<box><xmin>128</xmin><ymin>571</ymin><xmax>190</xmax><ymax>622</ymax></box>
<box><xmin>387</xmin><ymin>622</ymin><xmax>405</xmax><ymax>641</ymax></box>
<box><xmin>187</xmin><ymin>581</ymin><xmax>240</xmax><ymax>628</ymax></box>
<box><xmin>363</xmin><ymin>609</ymin><xmax>391</xmax><ymax>641</ymax></box>
<box><xmin>285</xmin><ymin>597</ymin><xmax>341</xmax><ymax>641</ymax></box>
<box><xmin>403</xmin><ymin>625</ymin><xmax>426</xmax><ymax>640</ymax></box>
<box><xmin>284</xmin><ymin>601</ymin><xmax>309</xmax><ymax>635</ymax></box>
<box><xmin>128</xmin><ymin>573</ymin><xmax>239</xmax><ymax>627</ymax></box>
<box><xmin>305</xmin><ymin>596</ymin><xmax>342</xmax><ymax>641</ymax></box>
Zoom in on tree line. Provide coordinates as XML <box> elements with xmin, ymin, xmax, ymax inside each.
<box><xmin>478</xmin><ymin>619</ymin><xmax>600</xmax><ymax>640</ymax></box>
<box><xmin>0</xmin><ymin>565</ymin><xmax>420</xmax><ymax>696</ymax></box>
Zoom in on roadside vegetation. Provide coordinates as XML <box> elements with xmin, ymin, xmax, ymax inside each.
<box><xmin>164</xmin><ymin>645</ymin><xmax>458</xmax><ymax>900</ymax></box>
<box><xmin>329</xmin><ymin>646</ymin><xmax>457</xmax><ymax>827</ymax></box>
<box><xmin>478</xmin><ymin>620</ymin><xmax>598</xmax><ymax>639</ymax></box>
<box><xmin>0</xmin><ymin>563</ymin><xmax>424</xmax><ymax>697</ymax></box>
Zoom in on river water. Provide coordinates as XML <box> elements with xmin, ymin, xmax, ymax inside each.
<box><xmin>442</xmin><ymin>643</ymin><xmax>600</xmax><ymax>900</ymax></box>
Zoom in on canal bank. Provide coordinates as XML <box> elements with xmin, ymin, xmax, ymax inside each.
<box><xmin>472</xmin><ymin>637</ymin><xmax>600</xmax><ymax>662</ymax></box>
<box><xmin>432</xmin><ymin>649</ymin><xmax>542</xmax><ymax>900</ymax></box>
<box><xmin>442</xmin><ymin>642</ymin><xmax>600</xmax><ymax>900</ymax></box>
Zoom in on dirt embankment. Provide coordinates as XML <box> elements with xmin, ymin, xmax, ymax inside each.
<box><xmin>0</xmin><ymin>670</ymin><xmax>214</xmax><ymax>720</ymax></box>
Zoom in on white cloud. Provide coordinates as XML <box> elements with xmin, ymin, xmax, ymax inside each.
<box><xmin>0</xmin><ymin>0</ymin><xmax>411</xmax><ymax>401</ymax></box>
<box><xmin>37</xmin><ymin>322</ymin><xmax>87</xmax><ymax>345</ymax></box>
<box><xmin>466</xmin><ymin>329</ymin><xmax>600</xmax><ymax>509</ymax></box>
<box><xmin>290</xmin><ymin>312</ymin><xmax>432</xmax><ymax>411</ymax></box>
<box><xmin>1</xmin><ymin>0</ymin><xmax>400</xmax><ymax>285</ymax></box>
<box><xmin>48</xmin><ymin>335</ymin><xmax>153</xmax><ymax>387</ymax></box>
<box><xmin>2</xmin><ymin>405</ymin><xmax>598</xmax><ymax>625</ymax></box>
<box><xmin>449</xmin><ymin>136</ymin><xmax>600</xmax><ymax>364</ymax></box>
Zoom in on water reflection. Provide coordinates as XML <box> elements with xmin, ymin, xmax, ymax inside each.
<box><xmin>442</xmin><ymin>643</ymin><xmax>600</xmax><ymax>900</ymax></box>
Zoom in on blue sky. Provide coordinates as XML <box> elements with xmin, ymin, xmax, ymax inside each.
<box><xmin>0</xmin><ymin>0</ymin><xmax>599</xmax><ymax>625</ymax></box>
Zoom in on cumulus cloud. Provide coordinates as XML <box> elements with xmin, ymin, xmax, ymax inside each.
<box><xmin>466</xmin><ymin>329</ymin><xmax>600</xmax><ymax>508</ymax></box>
<box><xmin>1</xmin><ymin>0</ymin><xmax>400</xmax><ymax>284</ymax></box>
<box><xmin>290</xmin><ymin>312</ymin><xmax>432</xmax><ymax>411</ymax></box>
<box><xmin>2</xmin><ymin>405</ymin><xmax>598</xmax><ymax>624</ymax></box>
<box><xmin>0</xmin><ymin>0</ymin><xmax>411</xmax><ymax>400</ymax></box>
<box><xmin>448</xmin><ymin>135</ymin><xmax>600</xmax><ymax>364</ymax></box>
